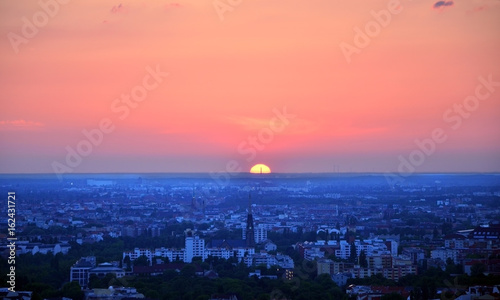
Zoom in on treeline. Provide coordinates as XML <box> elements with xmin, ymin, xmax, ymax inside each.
<box><xmin>90</xmin><ymin>271</ymin><xmax>344</xmax><ymax>300</ymax></box>
<box><xmin>0</xmin><ymin>251</ymin><xmax>84</xmax><ymax>300</ymax></box>
<box><xmin>0</xmin><ymin>250</ymin><xmax>345</xmax><ymax>300</ymax></box>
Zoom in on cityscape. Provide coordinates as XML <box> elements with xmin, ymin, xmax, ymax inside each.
<box><xmin>1</xmin><ymin>0</ymin><xmax>500</xmax><ymax>300</ymax></box>
<box><xmin>1</xmin><ymin>173</ymin><xmax>499</xmax><ymax>299</ymax></box>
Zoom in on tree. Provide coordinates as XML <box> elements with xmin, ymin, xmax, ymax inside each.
<box><xmin>181</xmin><ymin>264</ymin><xmax>197</xmax><ymax>277</ymax></box>
<box><xmin>446</xmin><ymin>258</ymin><xmax>463</xmax><ymax>275</ymax></box>
<box><xmin>134</xmin><ymin>255</ymin><xmax>150</xmax><ymax>267</ymax></box>
<box><xmin>25</xmin><ymin>283</ymin><xmax>57</xmax><ymax>300</ymax></box>
<box><xmin>162</xmin><ymin>269</ymin><xmax>178</xmax><ymax>281</ymax></box>
<box><xmin>102</xmin><ymin>273</ymin><xmax>117</xmax><ymax>287</ymax></box>
<box><xmin>192</xmin><ymin>256</ymin><xmax>203</xmax><ymax>264</ymax></box>
<box><xmin>412</xmin><ymin>287</ymin><xmax>422</xmax><ymax>300</ymax></box>
<box><xmin>446</xmin><ymin>258</ymin><xmax>454</xmax><ymax>267</ymax></box>
<box><xmin>349</xmin><ymin>242</ymin><xmax>357</xmax><ymax>263</ymax></box>
<box><xmin>50</xmin><ymin>253</ymin><xmax>62</xmax><ymax>271</ymax></box>
<box><xmin>441</xmin><ymin>223</ymin><xmax>453</xmax><ymax>235</ymax></box>
<box><xmin>381</xmin><ymin>292</ymin><xmax>404</xmax><ymax>300</ymax></box>
<box><xmin>61</xmin><ymin>281</ymin><xmax>84</xmax><ymax>300</ymax></box>
<box><xmin>145</xmin><ymin>290</ymin><xmax>160</xmax><ymax>299</ymax></box>
<box><xmin>89</xmin><ymin>274</ymin><xmax>105</xmax><ymax>289</ymax></box>
<box><xmin>359</xmin><ymin>250</ymin><xmax>368</xmax><ymax>268</ymax></box>
<box><xmin>470</xmin><ymin>263</ymin><xmax>486</xmax><ymax>277</ymax></box>
<box><xmin>123</xmin><ymin>255</ymin><xmax>131</xmax><ymax>271</ymax></box>
<box><xmin>316</xmin><ymin>273</ymin><xmax>336</xmax><ymax>289</ymax></box>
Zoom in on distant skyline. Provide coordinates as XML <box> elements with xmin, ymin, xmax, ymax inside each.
<box><xmin>1</xmin><ymin>0</ymin><xmax>499</xmax><ymax>175</ymax></box>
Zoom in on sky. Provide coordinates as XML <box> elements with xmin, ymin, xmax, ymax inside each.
<box><xmin>0</xmin><ymin>0</ymin><xmax>499</xmax><ymax>175</ymax></box>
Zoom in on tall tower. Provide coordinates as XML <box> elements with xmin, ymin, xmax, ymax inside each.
<box><xmin>191</xmin><ymin>187</ymin><xmax>196</xmax><ymax>212</ymax></box>
<box><xmin>246</xmin><ymin>192</ymin><xmax>255</xmax><ymax>248</ymax></box>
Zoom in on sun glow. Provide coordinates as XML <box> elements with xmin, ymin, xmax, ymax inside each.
<box><xmin>250</xmin><ymin>164</ymin><xmax>271</xmax><ymax>174</ymax></box>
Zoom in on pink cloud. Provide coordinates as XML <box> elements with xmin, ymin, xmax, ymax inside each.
<box><xmin>165</xmin><ymin>3</ymin><xmax>182</xmax><ymax>10</ymax></box>
<box><xmin>467</xmin><ymin>1</ymin><xmax>500</xmax><ymax>14</ymax></box>
<box><xmin>472</xmin><ymin>5</ymin><xmax>488</xmax><ymax>12</ymax></box>
<box><xmin>0</xmin><ymin>120</ymin><xmax>44</xmax><ymax>131</ymax></box>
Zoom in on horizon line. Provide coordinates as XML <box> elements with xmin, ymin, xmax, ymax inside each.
<box><xmin>0</xmin><ymin>171</ymin><xmax>499</xmax><ymax>176</ymax></box>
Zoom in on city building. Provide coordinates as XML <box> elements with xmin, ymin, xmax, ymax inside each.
<box><xmin>264</xmin><ymin>241</ymin><xmax>277</xmax><ymax>252</ymax></box>
<box><xmin>471</xmin><ymin>225</ymin><xmax>500</xmax><ymax>240</ymax></box>
<box><xmin>88</xmin><ymin>262</ymin><xmax>125</xmax><ymax>280</ymax></box>
<box><xmin>331</xmin><ymin>272</ymin><xmax>353</xmax><ymax>287</ymax></box>
<box><xmin>70</xmin><ymin>256</ymin><xmax>96</xmax><ymax>288</ymax></box>
<box><xmin>70</xmin><ymin>257</ymin><xmax>125</xmax><ymax>288</ymax></box>
<box><xmin>124</xmin><ymin>232</ymin><xmax>256</xmax><ymax>265</ymax></box>
<box><xmin>334</xmin><ymin>239</ymin><xmax>395</xmax><ymax>260</ymax></box>
<box><xmin>242</xmin><ymin>224</ymin><xmax>268</xmax><ymax>244</ymax></box>
<box><xmin>402</xmin><ymin>247</ymin><xmax>425</xmax><ymax>265</ymax></box>
<box><xmin>86</xmin><ymin>286</ymin><xmax>144</xmax><ymax>299</ymax></box>
<box><xmin>184</xmin><ymin>229</ymin><xmax>206</xmax><ymax>262</ymax></box>
<box><xmin>431</xmin><ymin>248</ymin><xmax>459</xmax><ymax>264</ymax></box>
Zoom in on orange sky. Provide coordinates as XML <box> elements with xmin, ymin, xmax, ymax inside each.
<box><xmin>1</xmin><ymin>0</ymin><xmax>499</xmax><ymax>174</ymax></box>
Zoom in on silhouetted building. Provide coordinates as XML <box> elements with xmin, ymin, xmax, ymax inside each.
<box><xmin>471</xmin><ymin>224</ymin><xmax>500</xmax><ymax>240</ymax></box>
<box><xmin>246</xmin><ymin>193</ymin><xmax>255</xmax><ymax>248</ymax></box>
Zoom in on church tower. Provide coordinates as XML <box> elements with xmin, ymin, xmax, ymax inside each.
<box><xmin>245</xmin><ymin>192</ymin><xmax>255</xmax><ymax>248</ymax></box>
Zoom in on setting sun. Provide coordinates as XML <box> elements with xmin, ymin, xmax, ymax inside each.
<box><xmin>250</xmin><ymin>164</ymin><xmax>271</xmax><ymax>174</ymax></box>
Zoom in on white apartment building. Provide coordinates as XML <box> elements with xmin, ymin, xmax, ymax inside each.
<box><xmin>334</xmin><ymin>240</ymin><xmax>396</xmax><ymax>260</ymax></box>
<box><xmin>123</xmin><ymin>233</ymin><xmax>256</xmax><ymax>265</ymax></box>
<box><xmin>431</xmin><ymin>248</ymin><xmax>459</xmax><ymax>264</ymax></box>
<box><xmin>123</xmin><ymin>248</ymin><xmax>153</xmax><ymax>262</ymax></box>
<box><xmin>185</xmin><ymin>235</ymin><xmax>206</xmax><ymax>263</ymax></box>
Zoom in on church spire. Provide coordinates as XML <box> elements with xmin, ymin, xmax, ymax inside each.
<box><xmin>248</xmin><ymin>192</ymin><xmax>252</xmax><ymax>214</ymax></box>
<box><xmin>246</xmin><ymin>191</ymin><xmax>255</xmax><ymax>248</ymax></box>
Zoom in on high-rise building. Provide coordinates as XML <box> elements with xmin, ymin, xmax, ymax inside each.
<box><xmin>184</xmin><ymin>229</ymin><xmax>206</xmax><ymax>263</ymax></box>
<box><xmin>246</xmin><ymin>193</ymin><xmax>255</xmax><ymax>248</ymax></box>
